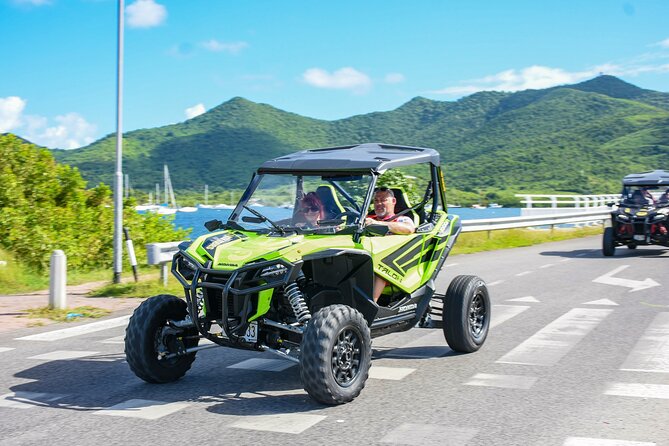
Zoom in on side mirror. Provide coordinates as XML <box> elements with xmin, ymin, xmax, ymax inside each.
<box><xmin>365</xmin><ymin>224</ymin><xmax>390</xmax><ymax>236</ymax></box>
<box><xmin>204</xmin><ymin>219</ymin><xmax>222</xmax><ymax>231</ymax></box>
<box><xmin>241</xmin><ymin>216</ymin><xmax>264</xmax><ymax>223</ymax></box>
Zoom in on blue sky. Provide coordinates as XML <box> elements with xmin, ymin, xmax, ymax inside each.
<box><xmin>1</xmin><ymin>0</ymin><xmax>668</xmax><ymax>149</ymax></box>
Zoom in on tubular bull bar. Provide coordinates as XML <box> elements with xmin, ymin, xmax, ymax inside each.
<box><xmin>171</xmin><ymin>250</ymin><xmax>301</xmax><ymax>348</ymax></box>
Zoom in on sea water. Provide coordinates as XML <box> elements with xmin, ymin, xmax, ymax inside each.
<box><xmin>165</xmin><ymin>207</ymin><xmax>522</xmax><ymax>239</ymax></box>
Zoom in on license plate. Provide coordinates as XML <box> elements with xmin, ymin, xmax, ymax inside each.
<box><xmin>633</xmin><ymin>235</ymin><xmax>645</xmax><ymax>241</ymax></box>
<box><xmin>243</xmin><ymin>321</ymin><xmax>258</xmax><ymax>342</ymax></box>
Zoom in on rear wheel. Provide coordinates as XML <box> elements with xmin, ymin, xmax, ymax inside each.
<box><xmin>443</xmin><ymin>275</ymin><xmax>490</xmax><ymax>353</ymax></box>
<box><xmin>603</xmin><ymin>227</ymin><xmax>615</xmax><ymax>256</ymax></box>
<box><xmin>300</xmin><ymin>304</ymin><xmax>371</xmax><ymax>405</ymax></box>
<box><xmin>125</xmin><ymin>294</ymin><xmax>199</xmax><ymax>383</ymax></box>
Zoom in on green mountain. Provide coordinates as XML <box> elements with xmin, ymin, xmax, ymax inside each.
<box><xmin>52</xmin><ymin>75</ymin><xmax>669</xmax><ymax>201</ymax></box>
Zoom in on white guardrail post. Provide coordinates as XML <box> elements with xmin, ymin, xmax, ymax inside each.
<box><xmin>49</xmin><ymin>250</ymin><xmax>67</xmax><ymax>310</ymax></box>
<box><xmin>147</xmin><ymin>242</ymin><xmax>181</xmax><ymax>286</ymax></box>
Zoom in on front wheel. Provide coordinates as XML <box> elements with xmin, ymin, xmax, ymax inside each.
<box><xmin>603</xmin><ymin>227</ymin><xmax>616</xmax><ymax>256</ymax></box>
<box><xmin>125</xmin><ymin>294</ymin><xmax>199</xmax><ymax>383</ymax></box>
<box><xmin>300</xmin><ymin>304</ymin><xmax>372</xmax><ymax>405</ymax></box>
<box><xmin>443</xmin><ymin>275</ymin><xmax>490</xmax><ymax>353</ymax></box>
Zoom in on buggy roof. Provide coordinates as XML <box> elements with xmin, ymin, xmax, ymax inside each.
<box><xmin>622</xmin><ymin>170</ymin><xmax>669</xmax><ymax>186</ymax></box>
<box><xmin>257</xmin><ymin>143</ymin><xmax>440</xmax><ymax>174</ymax></box>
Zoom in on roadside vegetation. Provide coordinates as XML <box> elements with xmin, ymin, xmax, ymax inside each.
<box><xmin>89</xmin><ymin>274</ymin><xmax>183</xmax><ymax>298</ymax></box>
<box><xmin>0</xmin><ymin>134</ymin><xmax>189</xmax><ymax>295</ymax></box>
<box><xmin>23</xmin><ymin>305</ymin><xmax>111</xmax><ymax>323</ymax></box>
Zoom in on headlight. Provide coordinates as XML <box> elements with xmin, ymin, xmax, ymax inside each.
<box><xmin>616</xmin><ymin>214</ymin><xmax>629</xmax><ymax>221</ymax></box>
<box><xmin>652</xmin><ymin>214</ymin><xmax>665</xmax><ymax>222</ymax></box>
<box><xmin>177</xmin><ymin>256</ymin><xmax>198</xmax><ymax>280</ymax></box>
<box><xmin>259</xmin><ymin>264</ymin><xmax>288</xmax><ymax>280</ymax></box>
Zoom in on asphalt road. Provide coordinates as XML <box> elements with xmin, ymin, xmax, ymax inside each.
<box><xmin>1</xmin><ymin>236</ymin><xmax>667</xmax><ymax>446</ymax></box>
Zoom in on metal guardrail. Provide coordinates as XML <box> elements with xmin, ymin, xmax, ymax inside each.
<box><xmin>147</xmin><ymin>209</ymin><xmax>611</xmax><ymax>267</ymax></box>
<box><xmin>461</xmin><ymin>209</ymin><xmax>610</xmax><ymax>233</ymax></box>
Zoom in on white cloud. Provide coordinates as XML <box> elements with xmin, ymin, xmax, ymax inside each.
<box><xmin>302</xmin><ymin>67</ymin><xmax>372</xmax><ymax>93</ymax></box>
<box><xmin>126</xmin><ymin>0</ymin><xmax>167</xmax><ymax>29</ymax></box>
<box><xmin>0</xmin><ymin>96</ymin><xmax>26</xmax><ymax>133</ymax></box>
<box><xmin>656</xmin><ymin>37</ymin><xmax>669</xmax><ymax>48</ymax></box>
<box><xmin>384</xmin><ymin>73</ymin><xmax>406</xmax><ymax>84</ymax></box>
<box><xmin>185</xmin><ymin>103</ymin><xmax>206</xmax><ymax>119</ymax></box>
<box><xmin>200</xmin><ymin>40</ymin><xmax>249</xmax><ymax>54</ymax></box>
<box><xmin>25</xmin><ymin>113</ymin><xmax>98</xmax><ymax>149</ymax></box>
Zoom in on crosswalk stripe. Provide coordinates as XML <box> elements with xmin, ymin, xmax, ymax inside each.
<box><xmin>94</xmin><ymin>399</ymin><xmax>190</xmax><ymax>420</ymax></box>
<box><xmin>0</xmin><ymin>392</ymin><xmax>65</xmax><ymax>409</ymax></box>
<box><xmin>28</xmin><ymin>350</ymin><xmax>99</xmax><ymax>361</ymax></box>
<box><xmin>227</xmin><ymin>358</ymin><xmax>295</xmax><ymax>372</ymax></box>
<box><xmin>16</xmin><ymin>315</ymin><xmax>131</xmax><ymax>342</ymax></box>
<box><xmin>491</xmin><ymin>305</ymin><xmax>530</xmax><ymax>328</ymax></box>
<box><xmin>369</xmin><ymin>365</ymin><xmax>415</xmax><ymax>380</ymax></box>
<box><xmin>231</xmin><ymin>413</ymin><xmax>326</xmax><ymax>434</ymax></box>
<box><xmin>604</xmin><ymin>382</ymin><xmax>669</xmax><ymax>399</ymax></box>
<box><xmin>564</xmin><ymin>437</ymin><xmax>655</xmax><ymax>446</ymax></box>
<box><xmin>464</xmin><ymin>373</ymin><xmax>537</xmax><ymax>390</ymax></box>
<box><xmin>620</xmin><ymin>312</ymin><xmax>669</xmax><ymax>373</ymax></box>
<box><xmin>497</xmin><ymin>308</ymin><xmax>612</xmax><ymax>366</ymax></box>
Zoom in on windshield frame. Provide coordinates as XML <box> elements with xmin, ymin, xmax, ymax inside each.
<box><xmin>227</xmin><ymin>171</ymin><xmax>374</xmax><ymax>234</ymax></box>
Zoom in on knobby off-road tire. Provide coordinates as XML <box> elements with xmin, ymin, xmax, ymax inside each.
<box><xmin>603</xmin><ymin>227</ymin><xmax>616</xmax><ymax>256</ymax></box>
<box><xmin>300</xmin><ymin>304</ymin><xmax>372</xmax><ymax>405</ymax></box>
<box><xmin>443</xmin><ymin>275</ymin><xmax>490</xmax><ymax>353</ymax></box>
<box><xmin>125</xmin><ymin>294</ymin><xmax>199</xmax><ymax>383</ymax></box>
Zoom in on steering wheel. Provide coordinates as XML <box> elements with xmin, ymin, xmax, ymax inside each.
<box><xmin>334</xmin><ymin>209</ymin><xmax>360</xmax><ymax>222</ymax></box>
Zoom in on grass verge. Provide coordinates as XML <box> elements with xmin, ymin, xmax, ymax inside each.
<box><xmin>89</xmin><ymin>275</ymin><xmax>184</xmax><ymax>299</ymax></box>
<box><xmin>23</xmin><ymin>305</ymin><xmax>111</xmax><ymax>322</ymax></box>
<box><xmin>452</xmin><ymin>226</ymin><xmax>602</xmax><ymax>255</ymax></box>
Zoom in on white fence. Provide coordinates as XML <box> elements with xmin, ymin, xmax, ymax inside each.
<box><xmin>461</xmin><ymin>209</ymin><xmax>610</xmax><ymax>233</ymax></box>
<box><xmin>515</xmin><ymin>193</ymin><xmax>619</xmax><ymax>209</ymax></box>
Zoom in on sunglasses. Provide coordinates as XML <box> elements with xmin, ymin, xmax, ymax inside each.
<box><xmin>300</xmin><ymin>206</ymin><xmax>320</xmax><ymax>213</ymax></box>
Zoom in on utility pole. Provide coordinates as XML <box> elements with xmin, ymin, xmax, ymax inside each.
<box><xmin>113</xmin><ymin>0</ymin><xmax>124</xmax><ymax>283</ymax></box>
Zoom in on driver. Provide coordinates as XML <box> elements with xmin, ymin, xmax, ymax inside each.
<box><xmin>659</xmin><ymin>188</ymin><xmax>669</xmax><ymax>204</ymax></box>
<box><xmin>364</xmin><ymin>187</ymin><xmax>416</xmax><ymax>303</ymax></box>
<box><xmin>295</xmin><ymin>192</ymin><xmax>325</xmax><ymax>228</ymax></box>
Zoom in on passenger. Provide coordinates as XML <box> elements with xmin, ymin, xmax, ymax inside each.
<box><xmin>658</xmin><ymin>188</ymin><xmax>669</xmax><ymax>204</ymax></box>
<box><xmin>364</xmin><ymin>187</ymin><xmax>416</xmax><ymax>303</ymax></box>
<box><xmin>295</xmin><ymin>192</ymin><xmax>325</xmax><ymax>228</ymax></box>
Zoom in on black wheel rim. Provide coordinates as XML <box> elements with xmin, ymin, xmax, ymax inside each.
<box><xmin>469</xmin><ymin>292</ymin><xmax>487</xmax><ymax>337</ymax></box>
<box><xmin>331</xmin><ymin>327</ymin><xmax>362</xmax><ymax>386</ymax></box>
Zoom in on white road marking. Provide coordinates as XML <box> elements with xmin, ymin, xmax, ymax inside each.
<box><xmin>516</xmin><ymin>271</ymin><xmax>533</xmax><ymax>277</ymax></box>
<box><xmin>380</xmin><ymin>423</ymin><xmax>478</xmax><ymax>445</ymax></box>
<box><xmin>540</xmin><ymin>263</ymin><xmax>556</xmax><ymax>269</ymax></box>
<box><xmin>464</xmin><ymin>373</ymin><xmax>537</xmax><ymax>390</ymax></box>
<box><xmin>0</xmin><ymin>347</ymin><xmax>15</xmax><ymax>353</ymax></box>
<box><xmin>99</xmin><ymin>335</ymin><xmax>125</xmax><ymax>344</ymax></box>
<box><xmin>28</xmin><ymin>350</ymin><xmax>99</xmax><ymax>361</ymax></box>
<box><xmin>0</xmin><ymin>392</ymin><xmax>65</xmax><ymax>409</ymax></box>
<box><xmin>497</xmin><ymin>308</ymin><xmax>612</xmax><ymax>366</ymax></box>
<box><xmin>583</xmin><ymin>299</ymin><xmax>619</xmax><ymax>306</ymax></box>
<box><xmin>560</xmin><ymin>258</ymin><xmax>571</xmax><ymax>262</ymax></box>
<box><xmin>16</xmin><ymin>315</ymin><xmax>131</xmax><ymax>341</ymax></box>
<box><xmin>487</xmin><ymin>280</ymin><xmax>505</xmax><ymax>286</ymax></box>
<box><xmin>593</xmin><ymin>265</ymin><xmax>660</xmax><ymax>292</ymax></box>
<box><xmin>230</xmin><ymin>413</ymin><xmax>326</xmax><ymax>434</ymax></box>
<box><xmin>227</xmin><ymin>358</ymin><xmax>295</xmax><ymax>372</ymax></box>
<box><xmin>604</xmin><ymin>382</ymin><xmax>669</xmax><ymax>399</ymax></box>
<box><xmin>444</xmin><ymin>263</ymin><xmax>460</xmax><ymax>268</ymax></box>
<box><xmin>506</xmin><ymin>296</ymin><xmax>539</xmax><ymax>303</ymax></box>
<box><xmin>564</xmin><ymin>437</ymin><xmax>655</xmax><ymax>446</ymax></box>
<box><xmin>369</xmin><ymin>365</ymin><xmax>416</xmax><ymax>380</ymax></box>
<box><xmin>620</xmin><ymin>312</ymin><xmax>669</xmax><ymax>373</ymax></box>
<box><xmin>491</xmin><ymin>305</ymin><xmax>530</xmax><ymax>328</ymax></box>
<box><xmin>94</xmin><ymin>399</ymin><xmax>190</xmax><ymax>420</ymax></box>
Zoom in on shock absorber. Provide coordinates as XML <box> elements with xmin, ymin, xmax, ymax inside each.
<box><xmin>284</xmin><ymin>280</ymin><xmax>311</xmax><ymax>324</ymax></box>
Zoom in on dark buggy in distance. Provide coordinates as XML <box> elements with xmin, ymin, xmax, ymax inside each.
<box><xmin>125</xmin><ymin>143</ymin><xmax>491</xmax><ymax>405</ymax></box>
<box><xmin>603</xmin><ymin>169</ymin><xmax>669</xmax><ymax>256</ymax></box>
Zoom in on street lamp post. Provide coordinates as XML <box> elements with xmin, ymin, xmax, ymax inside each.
<box><xmin>113</xmin><ymin>0</ymin><xmax>124</xmax><ymax>283</ymax></box>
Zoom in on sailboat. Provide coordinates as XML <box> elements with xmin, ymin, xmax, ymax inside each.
<box><xmin>198</xmin><ymin>184</ymin><xmax>214</xmax><ymax>209</ymax></box>
<box><xmin>156</xmin><ymin>165</ymin><xmax>179</xmax><ymax>214</ymax></box>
